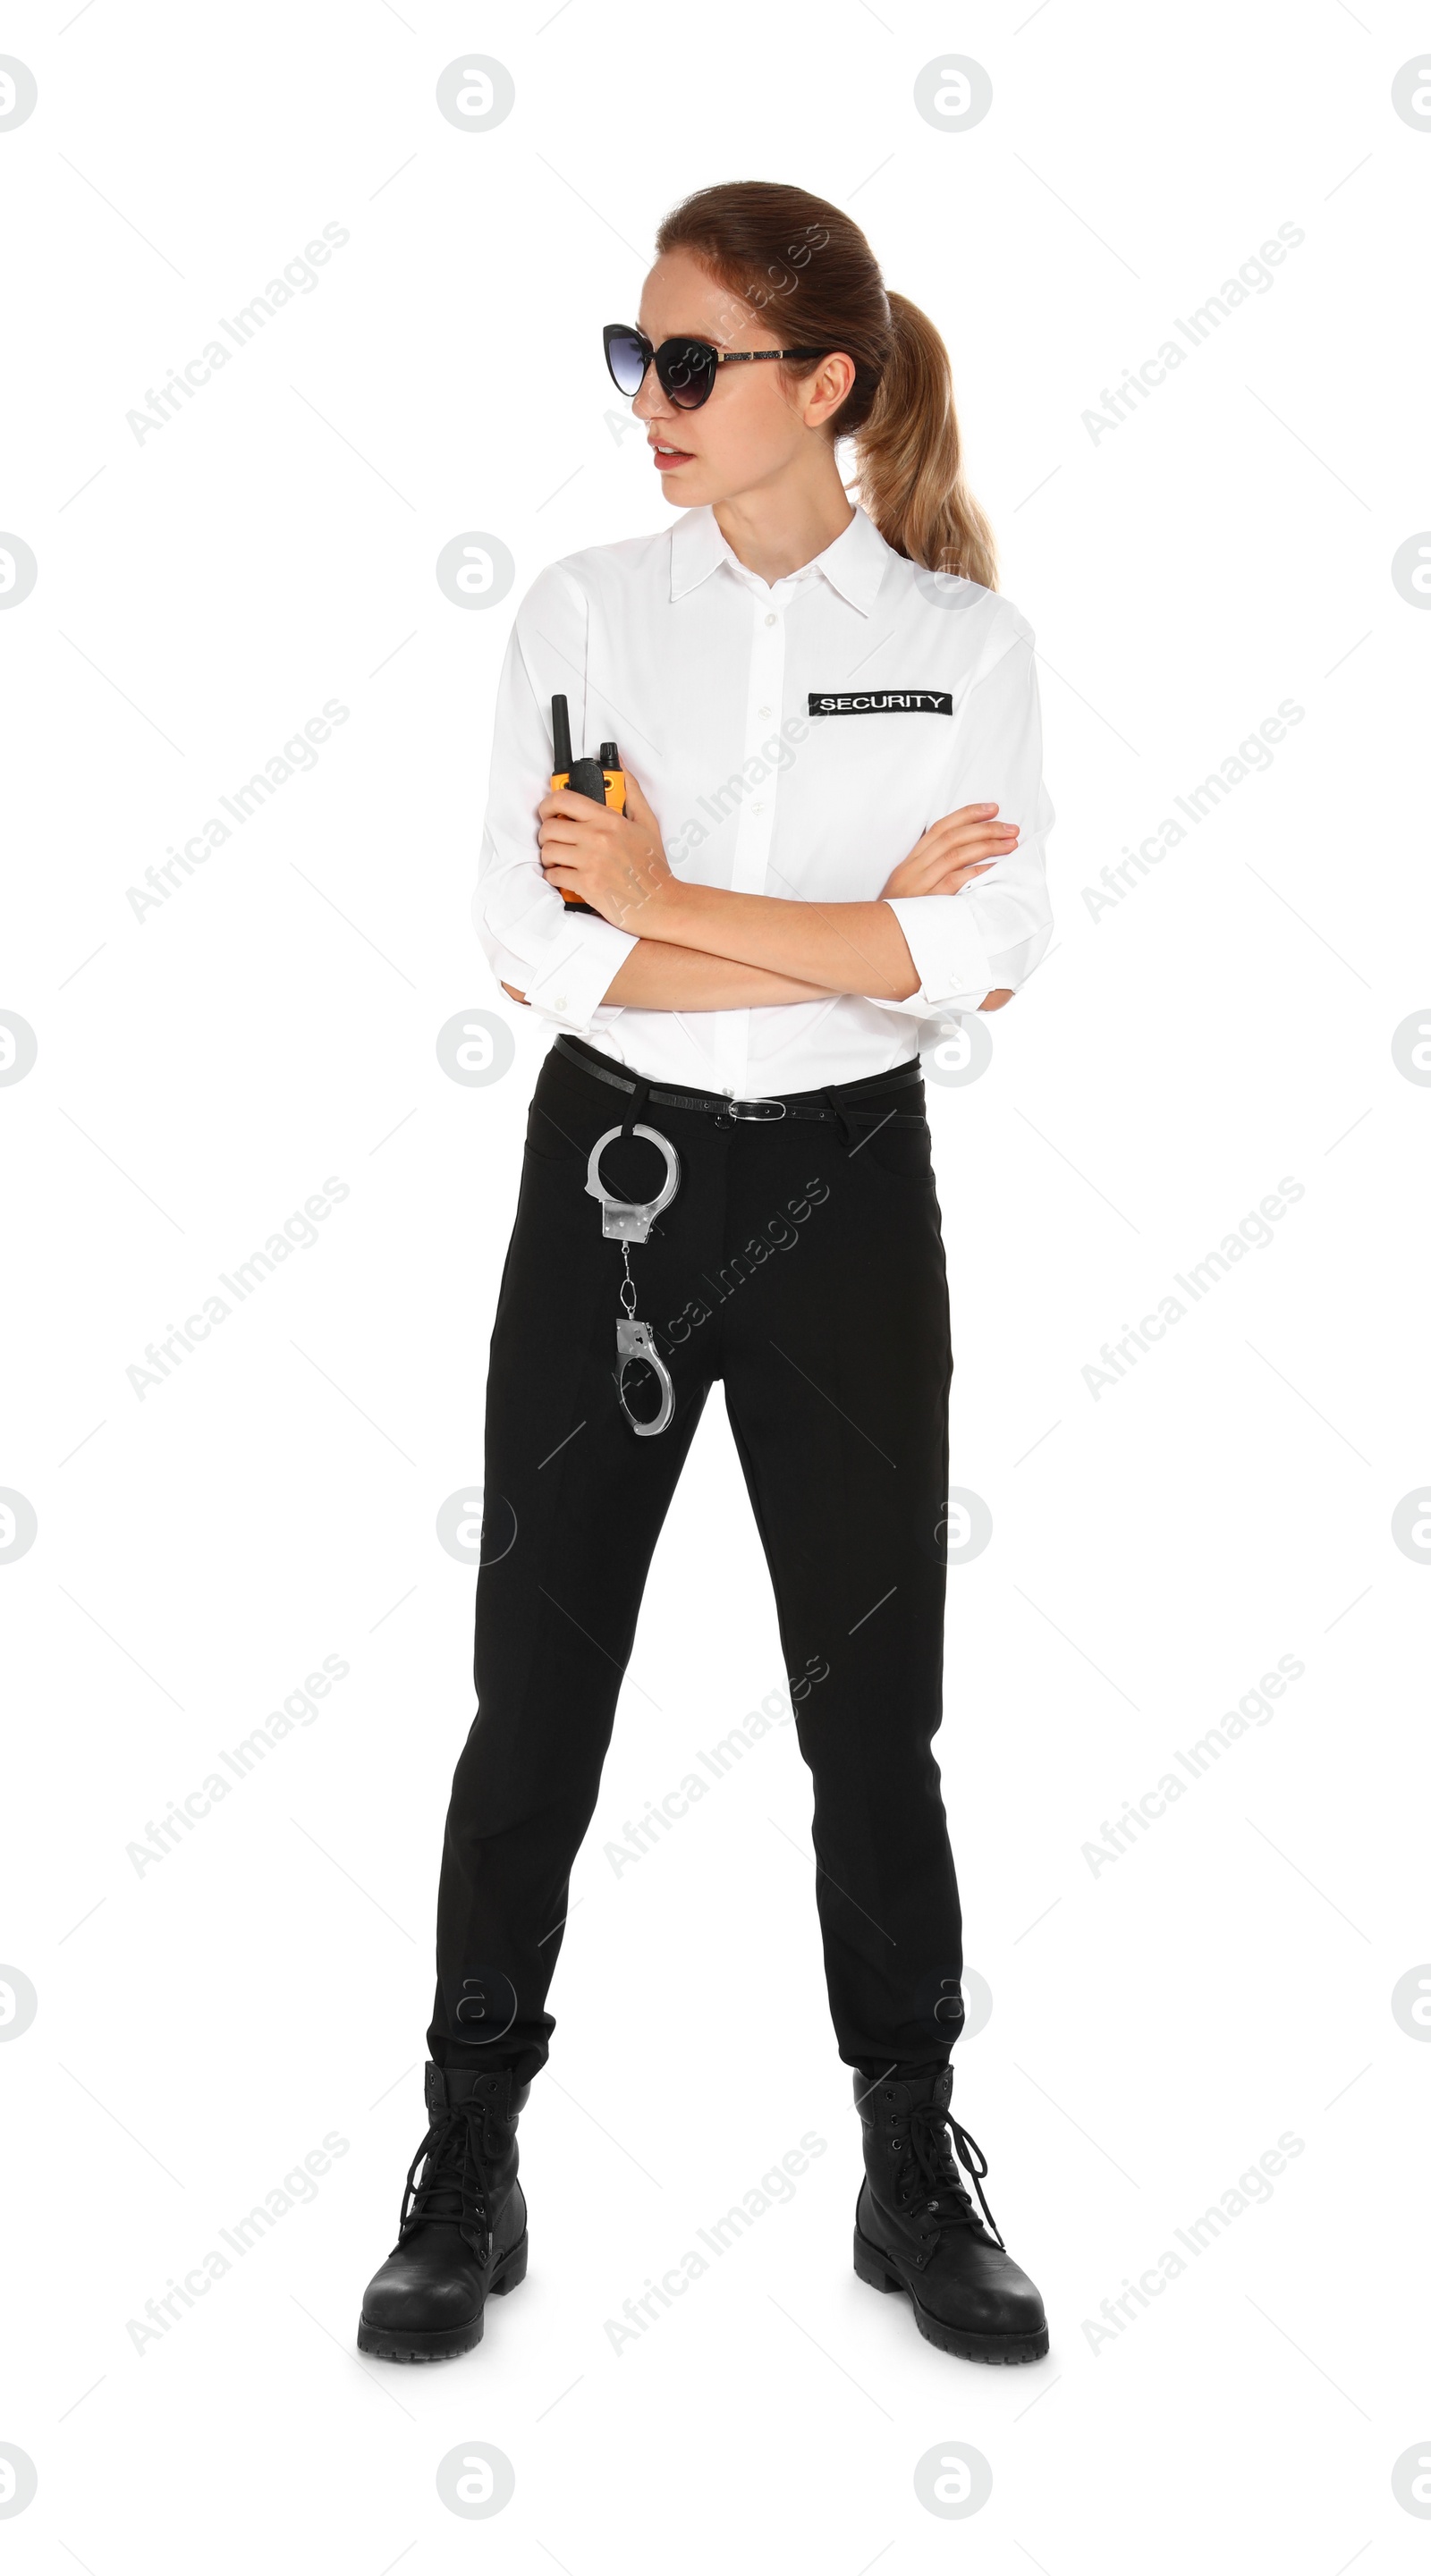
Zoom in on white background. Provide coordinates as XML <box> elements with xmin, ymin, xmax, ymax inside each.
<box><xmin>3</xmin><ymin>1</ymin><xmax>1429</xmax><ymax>2567</ymax></box>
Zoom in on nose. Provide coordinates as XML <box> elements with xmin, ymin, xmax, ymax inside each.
<box><xmin>632</xmin><ymin>366</ymin><xmax>676</xmax><ymax>428</ymax></box>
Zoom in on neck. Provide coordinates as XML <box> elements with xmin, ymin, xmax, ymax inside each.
<box><xmin>712</xmin><ymin>448</ymin><xmax>855</xmax><ymax>587</ymax></box>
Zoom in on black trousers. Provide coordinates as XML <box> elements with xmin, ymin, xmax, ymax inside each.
<box><xmin>428</xmin><ymin>1035</ymin><xmax>966</xmax><ymax>2082</ymax></box>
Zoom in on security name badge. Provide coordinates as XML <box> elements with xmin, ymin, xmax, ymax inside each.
<box><xmin>585</xmin><ymin>1124</ymin><xmax>681</xmax><ymax>1437</ymax></box>
<box><xmin>807</xmin><ymin>689</ymin><xmax>953</xmax><ymax>715</ymax></box>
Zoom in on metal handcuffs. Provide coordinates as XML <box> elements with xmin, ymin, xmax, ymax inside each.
<box><xmin>584</xmin><ymin>1123</ymin><xmax>681</xmax><ymax>1242</ymax></box>
<box><xmin>585</xmin><ymin>1123</ymin><xmax>681</xmax><ymax>1436</ymax></box>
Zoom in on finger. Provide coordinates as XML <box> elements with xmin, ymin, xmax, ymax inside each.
<box><xmin>928</xmin><ymin>859</ymin><xmax>997</xmax><ymax>892</ymax></box>
<box><xmin>908</xmin><ymin>832</ymin><xmax>1015</xmax><ymax>878</ymax></box>
<box><xmin>538</xmin><ymin>788</ymin><xmax>622</xmax><ymax>823</ymax></box>
<box><xmin>540</xmin><ymin>788</ymin><xmax>606</xmax><ymax>818</ymax></box>
<box><xmin>918</xmin><ymin>844</ymin><xmax>1020</xmax><ymax>886</ymax></box>
<box><xmin>897</xmin><ymin>853</ymin><xmax>999</xmax><ymax>898</ymax></box>
<box><xmin>923</xmin><ymin>818</ymin><xmax>1019</xmax><ymax>855</ymax></box>
<box><xmin>926</xmin><ymin>803</ymin><xmax>1016</xmax><ymax>835</ymax></box>
<box><xmin>924</xmin><ymin>842</ymin><xmax>1017</xmax><ymax>881</ymax></box>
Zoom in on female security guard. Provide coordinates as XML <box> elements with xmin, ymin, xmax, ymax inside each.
<box><xmin>360</xmin><ymin>180</ymin><xmax>1054</xmax><ymax>2367</ymax></box>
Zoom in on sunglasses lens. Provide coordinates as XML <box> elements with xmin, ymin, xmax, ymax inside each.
<box><xmin>658</xmin><ymin>342</ymin><xmax>716</xmax><ymax>410</ymax></box>
<box><xmin>606</xmin><ymin>330</ymin><xmax>648</xmax><ymax>395</ymax></box>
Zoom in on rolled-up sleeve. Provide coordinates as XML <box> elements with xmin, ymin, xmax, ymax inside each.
<box><xmin>882</xmin><ymin>610</ymin><xmax>1054</xmax><ymax>1017</ymax></box>
<box><xmin>471</xmin><ymin>562</ymin><xmax>638</xmax><ymax>1028</ymax></box>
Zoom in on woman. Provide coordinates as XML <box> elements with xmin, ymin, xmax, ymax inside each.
<box><xmin>359</xmin><ymin>181</ymin><xmax>1054</xmax><ymax>2368</ymax></box>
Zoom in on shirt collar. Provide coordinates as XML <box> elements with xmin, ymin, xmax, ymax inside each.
<box><xmin>669</xmin><ymin>501</ymin><xmax>890</xmax><ymax>616</ymax></box>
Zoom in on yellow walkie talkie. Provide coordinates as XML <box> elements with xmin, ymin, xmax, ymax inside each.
<box><xmin>550</xmin><ymin>694</ymin><xmax>627</xmax><ymax>916</ymax></box>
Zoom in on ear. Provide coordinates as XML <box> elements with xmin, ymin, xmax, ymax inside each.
<box><xmin>801</xmin><ymin>352</ymin><xmax>856</xmax><ymax>427</ymax></box>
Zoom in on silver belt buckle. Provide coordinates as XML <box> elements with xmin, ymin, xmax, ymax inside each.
<box><xmin>725</xmin><ymin>1096</ymin><xmax>787</xmax><ymax>1122</ymax></box>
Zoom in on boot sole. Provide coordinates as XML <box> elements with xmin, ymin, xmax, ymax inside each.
<box><xmin>853</xmin><ymin>2225</ymin><xmax>1049</xmax><ymax>2365</ymax></box>
<box><xmin>357</xmin><ymin>2233</ymin><xmax>529</xmax><ymax>2362</ymax></box>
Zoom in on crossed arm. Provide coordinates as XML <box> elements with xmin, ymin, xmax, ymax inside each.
<box><xmin>506</xmin><ymin>950</ymin><xmax>1013</xmax><ymax>1013</ymax></box>
<box><xmin>501</xmin><ymin>771</ymin><xmax>1019</xmax><ymax>1014</ymax></box>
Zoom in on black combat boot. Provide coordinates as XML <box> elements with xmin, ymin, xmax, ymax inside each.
<box><xmin>852</xmin><ymin>2065</ymin><xmax>1048</xmax><ymax>2363</ymax></box>
<box><xmin>358</xmin><ymin>2063</ymin><xmax>529</xmax><ymax>2361</ymax></box>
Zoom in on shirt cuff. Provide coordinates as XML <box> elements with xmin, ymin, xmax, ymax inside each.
<box><xmin>883</xmin><ymin>893</ymin><xmax>995</xmax><ymax>1015</ymax></box>
<box><xmin>517</xmin><ymin>911</ymin><xmax>638</xmax><ymax>1032</ymax></box>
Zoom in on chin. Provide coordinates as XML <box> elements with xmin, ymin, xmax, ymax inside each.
<box><xmin>658</xmin><ymin>467</ymin><xmax>716</xmax><ymax>505</ymax></box>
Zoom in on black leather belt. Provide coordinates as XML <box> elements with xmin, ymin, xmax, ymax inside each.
<box><xmin>552</xmin><ymin>1034</ymin><xmax>926</xmax><ymax>1124</ymax></box>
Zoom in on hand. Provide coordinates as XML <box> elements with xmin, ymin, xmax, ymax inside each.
<box><xmin>538</xmin><ymin>769</ymin><xmax>673</xmax><ymax>931</ymax></box>
<box><xmin>881</xmin><ymin>802</ymin><xmax>1020</xmax><ymax>901</ymax></box>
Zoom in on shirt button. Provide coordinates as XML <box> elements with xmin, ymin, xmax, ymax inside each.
<box><xmin>764</xmin><ymin>612</ymin><xmax>777</xmax><ymax>627</ymax></box>
<box><xmin>751</xmin><ymin>802</ymin><xmax>765</xmax><ymax>814</ymax></box>
<box><xmin>758</xmin><ymin>705</ymin><xmax>772</xmax><ymax>719</ymax></box>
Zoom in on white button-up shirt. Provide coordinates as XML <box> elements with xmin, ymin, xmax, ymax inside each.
<box><xmin>473</xmin><ymin>501</ymin><xmax>1054</xmax><ymax>1097</ymax></box>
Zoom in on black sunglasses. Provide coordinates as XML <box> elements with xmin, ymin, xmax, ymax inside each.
<box><xmin>604</xmin><ymin>323</ymin><xmax>831</xmax><ymax>411</ymax></box>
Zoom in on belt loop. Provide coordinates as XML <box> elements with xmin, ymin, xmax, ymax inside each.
<box><xmin>621</xmin><ymin>1076</ymin><xmax>651</xmax><ymax>1143</ymax></box>
<box><xmin>820</xmin><ymin>1086</ymin><xmax>853</xmax><ymax>1149</ymax></box>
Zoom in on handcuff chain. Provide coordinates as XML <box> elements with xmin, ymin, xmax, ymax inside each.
<box><xmin>584</xmin><ymin>1121</ymin><xmax>679</xmax><ymax>1438</ymax></box>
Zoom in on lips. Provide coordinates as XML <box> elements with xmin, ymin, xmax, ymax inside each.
<box><xmin>649</xmin><ymin>437</ymin><xmax>696</xmax><ymax>470</ymax></box>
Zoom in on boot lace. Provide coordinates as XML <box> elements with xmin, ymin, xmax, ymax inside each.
<box><xmin>398</xmin><ymin>2104</ymin><xmax>492</xmax><ymax>2262</ymax></box>
<box><xmin>898</xmin><ymin>2100</ymin><xmax>1005</xmax><ymax>2252</ymax></box>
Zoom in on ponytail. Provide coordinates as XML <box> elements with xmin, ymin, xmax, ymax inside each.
<box><xmin>654</xmin><ymin>182</ymin><xmax>997</xmax><ymax>589</ymax></box>
<box><xmin>853</xmin><ymin>291</ymin><xmax>997</xmax><ymax>589</ymax></box>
